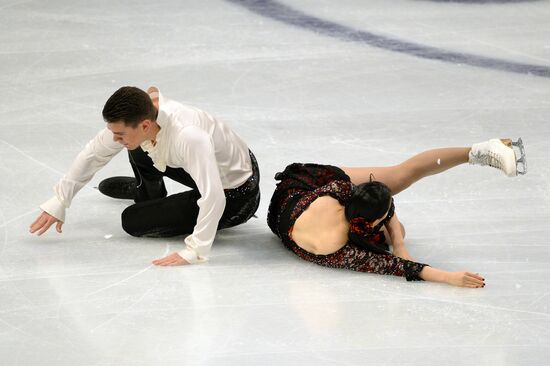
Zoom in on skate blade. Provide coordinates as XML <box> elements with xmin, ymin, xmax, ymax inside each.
<box><xmin>511</xmin><ymin>138</ymin><xmax>527</xmax><ymax>175</ymax></box>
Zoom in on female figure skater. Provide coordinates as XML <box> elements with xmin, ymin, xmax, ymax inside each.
<box><xmin>267</xmin><ymin>138</ymin><xmax>527</xmax><ymax>288</ymax></box>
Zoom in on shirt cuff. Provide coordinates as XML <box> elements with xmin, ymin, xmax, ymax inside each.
<box><xmin>180</xmin><ymin>234</ymin><xmax>212</xmax><ymax>264</ymax></box>
<box><xmin>178</xmin><ymin>248</ymin><xmax>208</xmax><ymax>264</ymax></box>
<box><xmin>39</xmin><ymin>196</ymin><xmax>66</xmax><ymax>222</ymax></box>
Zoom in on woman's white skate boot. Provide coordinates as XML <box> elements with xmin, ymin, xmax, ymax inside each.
<box><xmin>469</xmin><ymin>138</ymin><xmax>527</xmax><ymax>177</ymax></box>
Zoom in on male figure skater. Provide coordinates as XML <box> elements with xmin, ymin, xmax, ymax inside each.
<box><xmin>30</xmin><ymin>86</ymin><xmax>260</xmax><ymax>266</ymax></box>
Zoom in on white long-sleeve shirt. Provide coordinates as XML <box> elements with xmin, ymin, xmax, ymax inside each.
<box><xmin>40</xmin><ymin>88</ymin><xmax>252</xmax><ymax>263</ymax></box>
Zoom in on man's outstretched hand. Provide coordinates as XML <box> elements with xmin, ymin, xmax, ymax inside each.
<box><xmin>30</xmin><ymin>211</ymin><xmax>63</xmax><ymax>235</ymax></box>
<box><xmin>153</xmin><ymin>252</ymin><xmax>190</xmax><ymax>266</ymax></box>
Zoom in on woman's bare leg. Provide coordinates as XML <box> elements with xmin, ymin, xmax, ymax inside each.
<box><xmin>341</xmin><ymin>147</ymin><xmax>470</xmax><ymax>195</ymax></box>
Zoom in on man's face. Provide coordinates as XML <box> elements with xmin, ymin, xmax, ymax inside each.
<box><xmin>107</xmin><ymin>121</ymin><xmax>146</xmax><ymax>150</ymax></box>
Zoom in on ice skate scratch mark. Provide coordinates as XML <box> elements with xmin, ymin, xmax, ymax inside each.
<box><xmin>371</xmin><ymin>286</ymin><xmax>550</xmax><ymax>318</ymax></box>
<box><xmin>330</xmin><ymin>137</ymin><xmax>362</xmax><ymax>147</ymax></box>
<box><xmin>86</xmin><ymin>245</ymin><xmax>171</xmax><ymax>331</ymax></box>
<box><xmin>89</xmin><ymin>285</ymin><xmax>157</xmax><ymax>332</ymax></box>
<box><xmin>526</xmin><ymin>289</ymin><xmax>550</xmax><ymax>308</ymax></box>
<box><xmin>0</xmin><ymin>315</ymin><xmax>34</xmax><ymax>338</ymax></box>
<box><xmin>0</xmin><ymin>219</ymin><xmax>42</xmax><ymax>338</ymax></box>
<box><xmin>0</xmin><ymin>140</ymin><xmax>65</xmax><ymax>176</ymax></box>
<box><xmin>0</xmin><ymin>0</ymin><xmax>33</xmax><ymax>11</ymax></box>
<box><xmin>231</xmin><ymin>60</ymin><xmax>259</xmax><ymax>97</ymax></box>
<box><xmin>83</xmin><ymin>244</ymin><xmax>170</xmax><ymax>299</ymax></box>
<box><xmin>0</xmin><ymin>209</ymin><xmax>8</xmax><ymax>258</ymax></box>
<box><xmin>0</xmin><ymin>209</ymin><xmax>40</xmax><ymax>229</ymax></box>
<box><xmin>0</xmin><ymin>208</ymin><xmax>42</xmax><ymax>309</ymax></box>
<box><xmin>0</xmin><ymin>215</ymin><xmax>41</xmax><ymax>318</ymax></box>
<box><xmin>83</xmin><ymin>265</ymin><xmax>153</xmax><ymax>298</ymax></box>
<box><xmin>226</xmin><ymin>0</ymin><xmax>550</xmax><ymax>78</ymax></box>
<box><xmin>0</xmin><ymin>139</ymin><xmax>95</xmax><ymax>192</ymax></box>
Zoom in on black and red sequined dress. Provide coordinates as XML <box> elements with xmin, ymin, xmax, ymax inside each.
<box><xmin>267</xmin><ymin>163</ymin><xmax>428</xmax><ymax>281</ymax></box>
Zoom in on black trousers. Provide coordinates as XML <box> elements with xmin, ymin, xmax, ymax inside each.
<box><xmin>121</xmin><ymin>148</ymin><xmax>260</xmax><ymax>238</ymax></box>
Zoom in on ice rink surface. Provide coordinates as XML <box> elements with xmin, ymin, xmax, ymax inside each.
<box><xmin>1</xmin><ymin>0</ymin><xmax>550</xmax><ymax>365</ymax></box>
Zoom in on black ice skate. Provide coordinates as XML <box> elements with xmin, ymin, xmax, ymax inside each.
<box><xmin>98</xmin><ymin>176</ymin><xmax>137</xmax><ymax>199</ymax></box>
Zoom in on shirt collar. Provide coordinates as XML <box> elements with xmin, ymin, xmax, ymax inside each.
<box><xmin>140</xmin><ymin>87</ymin><xmax>166</xmax><ymax>152</ymax></box>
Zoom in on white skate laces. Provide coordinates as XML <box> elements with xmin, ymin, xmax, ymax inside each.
<box><xmin>469</xmin><ymin>138</ymin><xmax>527</xmax><ymax>177</ymax></box>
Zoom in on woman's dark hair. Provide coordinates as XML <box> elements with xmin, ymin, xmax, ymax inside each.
<box><xmin>345</xmin><ymin>181</ymin><xmax>392</xmax><ymax>222</ymax></box>
<box><xmin>102</xmin><ymin>86</ymin><xmax>157</xmax><ymax>128</ymax></box>
<box><xmin>345</xmin><ymin>181</ymin><xmax>393</xmax><ymax>254</ymax></box>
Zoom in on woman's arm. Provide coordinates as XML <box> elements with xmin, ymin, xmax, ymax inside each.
<box><xmin>419</xmin><ymin>266</ymin><xmax>485</xmax><ymax>288</ymax></box>
<box><xmin>383</xmin><ymin>214</ymin><xmax>484</xmax><ymax>287</ymax></box>
<box><xmin>384</xmin><ymin>212</ymin><xmax>413</xmax><ymax>260</ymax></box>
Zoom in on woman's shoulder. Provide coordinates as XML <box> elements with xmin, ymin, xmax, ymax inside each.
<box><xmin>309</xmin><ymin>194</ymin><xmax>343</xmax><ymax>210</ymax></box>
<box><xmin>307</xmin><ymin>195</ymin><xmax>347</xmax><ymax>225</ymax></box>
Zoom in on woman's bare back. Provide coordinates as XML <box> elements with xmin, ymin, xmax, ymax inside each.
<box><xmin>291</xmin><ymin>196</ymin><xmax>349</xmax><ymax>255</ymax></box>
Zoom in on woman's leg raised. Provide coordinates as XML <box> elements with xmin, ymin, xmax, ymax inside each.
<box><xmin>340</xmin><ymin>147</ymin><xmax>470</xmax><ymax>195</ymax></box>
